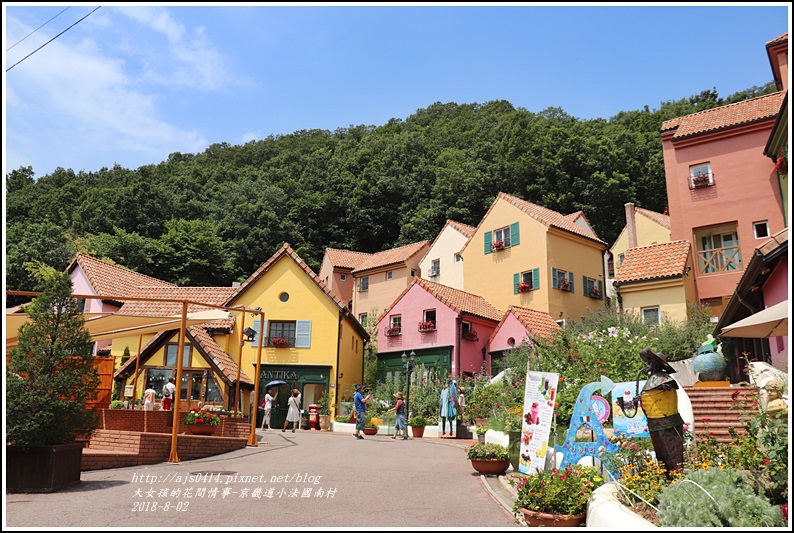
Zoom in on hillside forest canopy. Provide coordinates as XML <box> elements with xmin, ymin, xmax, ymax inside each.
<box><xmin>5</xmin><ymin>84</ymin><xmax>777</xmax><ymax>301</ymax></box>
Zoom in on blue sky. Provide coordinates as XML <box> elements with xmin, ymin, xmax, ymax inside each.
<box><xmin>3</xmin><ymin>3</ymin><xmax>790</xmax><ymax>179</ymax></box>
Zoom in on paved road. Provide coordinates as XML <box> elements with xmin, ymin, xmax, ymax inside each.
<box><xmin>5</xmin><ymin>430</ymin><xmax>519</xmax><ymax>529</ymax></box>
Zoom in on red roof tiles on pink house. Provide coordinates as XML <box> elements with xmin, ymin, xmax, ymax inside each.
<box><xmin>488</xmin><ymin>306</ymin><xmax>561</xmax><ymax>359</ymax></box>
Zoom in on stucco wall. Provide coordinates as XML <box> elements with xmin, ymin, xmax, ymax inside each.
<box><xmin>419</xmin><ymin>225</ymin><xmax>468</xmax><ymax>290</ymax></box>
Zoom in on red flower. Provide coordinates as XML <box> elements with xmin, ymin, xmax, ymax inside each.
<box><xmin>731</xmin><ymin>390</ymin><xmax>741</xmax><ymax>400</ymax></box>
<box><xmin>762</xmin><ymin>458</ymin><xmax>771</xmax><ymax>466</ymax></box>
<box><xmin>595</xmin><ymin>360</ymin><xmax>601</xmax><ymax>365</ymax></box>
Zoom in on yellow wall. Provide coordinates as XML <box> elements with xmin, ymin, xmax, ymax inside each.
<box><xmin>610</xmin><ymin>214</ymin><xmax>671</xmax><ymax>271</ymax></box>
<box><xmin>619</xmin><ymin>278</ymin><xmax>690</xmax><ymax>322</ymax></box>
<box><xmin>545</xmin><ymin>229</ymin><xmax>607</xmax><ymax>321</ymax></box>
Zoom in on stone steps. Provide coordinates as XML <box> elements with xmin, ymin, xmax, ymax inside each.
<box><xmin>684</xmin><ymin>386</ymin><xmax>759</xmax><ymax>444</ymax></box>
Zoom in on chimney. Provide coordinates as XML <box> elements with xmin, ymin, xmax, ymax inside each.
<box><xmin>625</xmin><ymin>203</ymin><xmax>637</xmax><ymax>248</ymax></box>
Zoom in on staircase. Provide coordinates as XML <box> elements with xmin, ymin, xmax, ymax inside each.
<box><xmin>684</xmin><ymin>386</ymin><xmax>760</xmax><ymax>444</ymax></box>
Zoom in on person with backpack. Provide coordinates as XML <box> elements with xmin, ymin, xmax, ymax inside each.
<box><xmin>162</xmin><ymin>377</ymin><xmax>176</xmax><ymax>411</ymax></box>
<box><xmin>387</xmin><ymin>391</ymin><xmax>408</xmax><ymax>440</ymax></box>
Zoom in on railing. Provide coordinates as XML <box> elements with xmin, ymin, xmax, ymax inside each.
<box><xmin>696</xmin><ymin>246</ymin><xmax>742</xmax><ymax>274</ymax></box>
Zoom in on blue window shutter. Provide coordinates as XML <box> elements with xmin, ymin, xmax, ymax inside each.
<box><xmin>568</xmin><ymin>272</ymin><xmax>575</xmax><ymax>294</ymax></box>
<box><xmin>250</xmin><ymin>319</ymin><xmax>259</xmax><ymax>347</ymax></box>
<box><xmin>533</xmin><ymin>268</ymin><xmax>540</xmax><ymax>290</ymax></box>
<box><xmin>513</xmin><ymin>273</ymin><xmax>520</xmax><ymax>294</ymax></box>
<box><xmin>484</xmin><ymin>231</ymin><xmax>492</xmax><ymax>255</ymax></box>
<box><xmin>296</xmin><ymin>320</ymin><xmax>312</xmax><ymax>348</ymax></box>
<box><xmin>510</xmin><ymin>222</ymin><xmax>520</xmax><ymax>246</ymax></box>
<box><xmin>598</xmin><ymin>280</ymin><xmax>603</xmax><ymax>299</ymax></box>
<box><xmin>552</xmin><ymin>267</ymin><xmax>558</xmax><ymax>289</ymax></box>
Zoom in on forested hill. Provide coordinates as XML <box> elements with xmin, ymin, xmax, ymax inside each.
<box><xmin>5</xmin><ymin>83</ymin><xmax>777</xmax><ymax>296</ymax></box>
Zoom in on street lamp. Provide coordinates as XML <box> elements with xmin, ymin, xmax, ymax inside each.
<box><xmin>401</xmin><ymin>350</ymin><xmax>416</xmax><ymax>419</ymax></box>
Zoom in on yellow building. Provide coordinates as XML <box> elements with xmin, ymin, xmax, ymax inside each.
<box><xmin>112</xmin><ymin>244</ymin><xmax>368</xmax><ymax>424</ymax></box>
<box><xmin>460</xmin><ymin>192</ymin><xmax>608</xmax><ymax>322</ymax></box>
<box><xmin>613</xmin><ymin>240</ymin><xmax>696</xmax><ymax>324</ymax></box>
<box><xmin>609</xmin><ymin>203</ymin><xmax>671</xmax><ymax>286</ymax></box>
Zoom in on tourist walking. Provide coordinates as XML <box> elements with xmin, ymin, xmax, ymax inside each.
<box><xmin>162</xmin><ymin>377</ymin><xmax>176</xmax><ymax>411</ymax></box>
<box><xmin>283</xmin><ymin>389</ymin><xmax>301</xmax><ymax>433</ymax></box>
<box><xmin>387</xmin><ymin>391</ymin><xmax>408</xmax><ymax>440</ymax></box>
<box><xmin>352</xmin><ymin>384</ymin><xmax>371</xmax><ymax>440</ymax></box>
<box><xmin>261</xmin><ymin>387</ymin><xmax>276</xmax><ymax>430</ymax></box>
<box><xmin>143</xmin><ymin>386</ymin><xmax>156</xmax><ymax>411</ymax></box>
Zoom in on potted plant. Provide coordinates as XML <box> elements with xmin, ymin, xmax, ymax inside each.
<box><xmin>462</xmin><ymin>330</ymin><xmax>478</xmax><ymax>341</ymax></box>
<box><xmin>418</xmin><ymin>320</ymin><xmax>436</xmax><ymax>332</ymax></box>
<box><xmin>558</xmin><ymin>279</ymin><xmax>571</xmax><ymax>291</ymax></box>
<box><xmin>6</xmin><ymin>270</ymin><xmax>100</xmax><ymax>493</ymax></box>
<box><xmin>517</xmin><ymin>282</ymin><xmax>531</xmax><ymax>293</ymax></box>
<box><xmin>476</xmin><ymin>425</ymin><xmax>488</xmax><ymax>444</ymax></box>
<box><xmin>589</xmin><ymin>288</ymin><xmax>602</xmax><ymax>299</ymax></box>
<box><xmin>184</xmin><ymin>408</ymin><xmax>221</xmax><ymax>435</ymax></box>
<box><xmin>467</xmin><ymin>442</ymin><xmax>510</xmax><ymax>476</ymax></box>
<box><xmin>270</xmin><ymin>337</ymin><xmax>289</xmax><ymax>347</ymax></box>
<box><xmin>385</xmin><ymin>326</ymin><xmax>401</xmax><ymax>336</ymax></box>
<box><xmin>492</xmin><ymin>240</ymin><xmax>505</xmax><ymax>251</ymax></box>
<box><xmin>510</xmin><ymin>464</ymin><xmax>604</xmax><ymax>527</ymax></box>
<box><xmin>692</xmin><ymin>173</ymin><xmax>711</xmax><ymax>188</ymax></box>
<box><xmin>408</xmin><ymin>415</ymin><xmax>427</xmax><ymax>438</ymax></box>
<box><xmin>363</xmin><ymin>414</ymin><xmax>378</xmax><ymax>435</ymax></box>
<box><xmin>318</xmin><ymin>390</ymin><xmax>332</xmax><ymax>431</ymax></box>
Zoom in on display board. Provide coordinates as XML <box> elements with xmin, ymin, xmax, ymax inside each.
<box><xmin>518</xmin><ymin>371</ymin><xmax>559</xmax><ymax>475</ymax></box>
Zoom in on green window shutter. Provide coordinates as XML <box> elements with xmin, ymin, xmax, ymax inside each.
<box><xmin>296</xmin><ymin>320</ymin><xmax>312</xmax><ymax>348</ymax></box>
<box><xmin>597</xmin><ymin>280</ymin><xmax>603</xmax><ymax>299</ymax></box>
<box><xmin>533</xmin><ymin>268</ymin><xmax>540</xmax><ymax>290</ymax></box>
<box><xmin>251</xmin><ymin>319</ymin><xmax>267</xmax><ymax>347</ymax></box>
<box><xmin>513</xmin><ymin>273</ymin><xmax>520</xmax><ymax>294</ymax></box>
<box><xmin>552</xmin><ymin>267</ymin><xmax>558</xmax><ymax>289</ymax></box>
<box><xmin>510</xmin><ymin>222</ymin><xmax>520</xmax><ymax>247</ymax></box>
<box><xmin>582</xmin><ymin>275</ymin><xmax>588</xmax><ymax>295</ymax></box>
<box><xmin>484</xmin><ymin>231</ymin><xmax>492</xmax><ymax>255</ymax></box>
<box><xmin>568</xmin><ymin>272</ymin><xmax>575</xmax><ymax>294</ymax></box>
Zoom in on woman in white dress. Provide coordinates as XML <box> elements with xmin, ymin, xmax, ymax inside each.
<box><xmin>283</xmin><ymin>388</ymin><xmax>301</xmax><ymax>432</ymax></box>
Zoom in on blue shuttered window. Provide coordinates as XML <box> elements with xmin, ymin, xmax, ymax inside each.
<box><xmin>484</xmin><ymin>231</ymin><xmax>493</xmax><ymax>255</ymax></box>
<box><xmin>295</xmin><ymin>320</ymin><xmax>312</xmax><ymax>348</ymax></box>
<box><xmin>510</xmin><ymin>222</ymin><xmax>520</xmax><ymax>246</ymax></box>
<box><xmin>250</xmin><ymin>318</ymin><xmax>266</xmax><ymax>347</ymax></box>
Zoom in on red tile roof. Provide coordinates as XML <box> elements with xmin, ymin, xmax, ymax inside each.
<box><xmin>635</xmin><ymin>207</ymin><xmax>671</xmax><ymax>229</ymax></box>
<box><xmin>506</xmin><ymin>306</ymin><xmax>562</xmax><ymax>341</ymax></box>
<box><xmin>323</xmin><ymin>248</ymin><xmax>372</xmax><ymax>270</ymax></box>
<box><xmin>351</xmin><ymin>241</ymin><xmax>430</xmax><ymax>274</ymax></box>
<box><xmin>614</xmin><ymin>240</ymin><xmax>691</xmax><ymax>284</ymax></box>
<box><xmin>757</xmin><ymin>227</ymin><xmax>788</xmax><ymax>257</ymax></box>
<box><xmin>496</xmin><ymin>192</ymin><xmax>606</xmax><ymax>245</ymax></box>
<box><xmin>446</xmin><ymin>219</ymin><xmax>477</xmax><ymax>239</ymax></box>
<box><xmin>414</xmin><ymin>278</ymin><xmax>503</xmax><ymax>321</ymax></box>
<box><xmin>660</xmin><ymin>92</ymin><xmax>785</xmax><ymax>141</ymax></box>
<box><xmin>766</xmin><ymin>33</ymin><xmax>788</xmax><ymax>46</ymax></box>
<box><xmin>69</xmin><ymin>253</ymin><xmax>175</xmax><ymax>300</ymax></box>
<box><xmin>118</xmin><ymin>286</ymin><xmax>239</xmax><ymax>316</ymax></box>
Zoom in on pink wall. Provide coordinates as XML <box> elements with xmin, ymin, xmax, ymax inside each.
<box><xmin>663</xmin><ymin>125</ymin><xmax>786</xmax><ymax>302</ymax></box>
<box><xmin>458</xmin><ymin>316</ymin><xmax>496</xmax><ymax>376</ymax></box>
<box><xmin>763</xmin><ymin>259</ymin><xmax>789</xmax><ymax>369</ymax></box>
<box><xmin>490</xmin><ymin>313</ymin><xmax>532</xmax><ymax>353</ymax></box>
<box><xmin>70</xmin><ymin>265</ymin><xmax>120</xmax><ymax>352</ymax></box>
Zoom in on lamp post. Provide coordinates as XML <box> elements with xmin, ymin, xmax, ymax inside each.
<box><xmin>401</xmin><ymin>350</ymin><xmax>416</xmax><ymax>419</ymax></box>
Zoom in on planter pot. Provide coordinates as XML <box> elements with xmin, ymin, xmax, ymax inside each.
<box><xmin>187</xmin><ymin>424</ymin><xmax>217</xmax><ymax>436</ymax></box>
<box><xmin>7</xmin><ymin>442</ymin><xmax>85</xmax><ymax>493</ymax></box>
<box><xmin>411</xmin><ymin>426</ymin><xmax>425</xmax><ymax>438</ymax></box>
<box><xmin>363</xmin><ymin>427</ymin><xmax>378</xmax><ymax>436</ymax></box>
<box><xmin>470</xmin><ymin>458</ymin><xmax>510</xmax><ymax>476</ymax></box>
<box><xmin>518</xmin><ymin>508</ymin><xmax>586</xmax><ymax>527</ymax></box>
<box><xmin>319</xmin><ymin>414</ymin><xmax>331</xmax><ymax>431</ymax></box>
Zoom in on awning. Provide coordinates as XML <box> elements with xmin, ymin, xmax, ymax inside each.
<box><xmin>719</xmin><ymin>300</ymin><xmax>789</xmax><ymax>338</ymax></box>
<box><xmin>6</xmin><ymin>309</ymin><xmax>231</xmax><ymax>347</ymax></box>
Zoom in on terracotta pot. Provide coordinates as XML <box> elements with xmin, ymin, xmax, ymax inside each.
<box><xmin>470</xmin><ymin>458</ymin><xmax>510</xmax><ymax>476</ymax></box>
<box><xmin>410</xmin><ymin>426</ymin><xmax>425</xmax><ymax>438</ymax></box>
<box><xmin>363</xmin><ymin>426</ymin><xmax>378</xmax><ymax>436</ymax></box>
<box><xmin>319</xmin><ymin>414</ymin><xmax>331</xmax><ymax>431</ymax></box>
<box><xmin>518</xmin><ymin>508</ymin><xmax>586</xmax><ymax>527</ymax></box>
<box><xmin>187</xmin><ymin>424</ymin><xmax>217</xmax><ymax>436</ymax></box>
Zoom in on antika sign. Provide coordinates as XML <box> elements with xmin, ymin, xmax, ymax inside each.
<box><xmin>261</xmin><ymin>370</ymin><xmax>299</xmax><ymax>380</ymax></box>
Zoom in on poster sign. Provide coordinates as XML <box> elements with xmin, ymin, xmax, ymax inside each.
<box><xmin>518</xmin><ymin>371</ymin><xmax>558</xmax><ymax>475</ymax></box>
<box><xmin>611</xmin><ymin>380</ymin><xmax>649</xmax><ymax>439</ymax></box>
<box><xmin>124</xmin><ymin>385</ymin><xmax>134</xmax><ymax>398</ymax></box>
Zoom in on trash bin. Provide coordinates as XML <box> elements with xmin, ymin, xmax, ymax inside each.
<box><xmin>307</xmin><ymin>404</ymin><xmax>319</xmax><ymax>430</ymax></box>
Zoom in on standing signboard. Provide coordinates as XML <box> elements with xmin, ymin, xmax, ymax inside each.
<box><xmin>518</xmin><ymin>371</ymin><xmax>559</xmax><ymax>474</ymax></box>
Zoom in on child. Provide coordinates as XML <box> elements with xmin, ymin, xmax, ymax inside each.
<box><xmin>387</xmin><ymin>391</ymin><xmax>408</xmax><ymax>440</ymax></box>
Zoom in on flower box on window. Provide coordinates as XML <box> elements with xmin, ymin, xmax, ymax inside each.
<box><xmin>385</xmin><ymin>326</ymin><xmax>401</xmax><ymax>337</ymax></box>
<box><xmin>775</xmin><ymin>153</ymin><xmax>787</xmax><ymax>176</ymax></box>
<box><xmin>589</xmin><ymin>288</ymin><xmax>602</xmax><ymax>299</ymax></box>
<box><xmin>270</xmin><ymin>337</ymin><xmax>289</xmax><ymax>348</ymax></box>
<box><xmin>558</xmin><ymin>280</ymin><xmax>571</xmax><ymax>292</ymax></box>
<box><xmin>418</xmin><ymin>321</ymin><xmax>436</xmax><ymax>332</ymax></box>
<box><xmin>692</xmin><ymin>173</ymin><xmax>712</xmax><ymax>189</ymax></box>
<box><xmin>517</xmin><ymin>282</ymin><xmax>531</xmax><ymax>293</ymax></box>
<box><xmin>462</xmin><ymin>330</ymin><xmax>478</xmax><ymax>341</ymax></box>
<box><xmin>491</xmin><ymin>240</ymin><xmax>505</xmax><ymax>251</ymax></box>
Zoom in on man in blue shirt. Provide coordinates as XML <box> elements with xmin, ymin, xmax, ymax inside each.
<box><xmin>353</xmin><ymin>384</ymin><xmax>371</xmax><ymax>440</ymax></box>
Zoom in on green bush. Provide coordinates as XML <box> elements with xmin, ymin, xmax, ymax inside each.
<box><xmin>657</xmin><ymin>468</ymin><xmax>785</xmax><ymax>527</ymax></box>
<box><xmin>6</xmin><ymin>270</ymin><xmax>99</xmax><ymax>447</ymax></box>
<box><xmin>110</xmin><ymin>400</ymin><xmax>126</xmax><ymax>409</ymax></box>
<box><xmin>408</xmin><ymin>415</ymin><xmax>427</xmax><ymax>427</ymax></box>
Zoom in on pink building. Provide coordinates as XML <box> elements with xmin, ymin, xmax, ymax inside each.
<box><xmin>488</xmin><ymin>306</ymin><xmax>562</xmax><ymax>372</ymax></box>
<box><xmin>374</xmin><ymin>278</ymin><xmax>502</xmax><ymax>380</ymax></box>
<box><xmin>660</xmin><ymin>79</ymin><xmax>786</xmax><ymax>320</ymax></box>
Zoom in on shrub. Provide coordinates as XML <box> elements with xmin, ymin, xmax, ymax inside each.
<box><xmin>408</xmin><ymin>415</ymin><xmax>427</xmax><ymax>427</ymax></box>
<box><xmin>466</xmin><ymin>443</ymin><xmax>508</xmax><ymax>460</ymax></box>
<box><xmin>657</xmin><ymin>468</ymin><xmax>785</xmax><ymax>527</ymax></box>
<box><xmin>110</xmin><ymin>400</ymin><xmax>126</xmax><ymax>410</ymax></box>
<box><xmin>511</xmin><ymin>465</ymin><xmax>604</xmax><ymax>517</ymax></box>
<box><xmin>6</xmin><ymin>270</ymin><xmax>99</xmax><ymax>447</ymax></box>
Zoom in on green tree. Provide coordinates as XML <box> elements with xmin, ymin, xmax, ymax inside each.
<box><xmin>6</xmin><ymin>270</ymin><xmax>99</xmax><ymax>446</ymax></box>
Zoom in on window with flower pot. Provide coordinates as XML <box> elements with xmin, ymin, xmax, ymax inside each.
<box><xmin>358</xmin><ymin>276</ymin><xmax>369</xmax><ymax>292</ymax></box>
<box><xmin>461</xmin><ymin>321</ymin><xmax>477</xmax><ymax>341</ymax></box>
<box><xmin>386</xmin><ymin>315</ymin><xmax>402</xmax><ymax>336</ymax></box>
<box><xmin>419</xmin><ymin>309</ymin><xmax>437</xmax><ymax>332</ymax></box>
<box><xmin>484</xmin><ymin>222</ymin><xmax>520</xmax><ymax>253</ymax></box>
<box><xmin>689</xmin><ymin>162</ymin><xmax>713</xmax><ymax>189</ymax></box>
<box><xmin>552</xmin><ymin>267</ymin><xmax>574</xmax><ymax>293</ymax></box>
<box><xmin>514</xmin><ymin>268</ymin><xmax>539</xmax><ymax>293</ymax></box>
<box><xmin>583</xmin><ymin>276</ymin><xmax>603</xmax><ymax>299</ymax></box>
<box><xmin>267</xmin><ymin>321</ymin><xmax>296</xmax><ymax>347</ymax></box>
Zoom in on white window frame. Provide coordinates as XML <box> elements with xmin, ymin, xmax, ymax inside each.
<box><xmin>753</xmin><ymin>221</ymin><xmax>770</xmax><ymax>239</ymax></box>
<box><xmin>390</xmin><ymin>315</ymin><xmax>401</xmax><ymax>331</ymax></box>
<box><xmin>493</xmin><ymin>226</ymin><xmax>512</xmax><ymax>248</ymax></box>
<box><xmin>359</xmin><ymin>276</ymin><xmax>369</xmax><ymax>292</ymax></box>
<box><xmin>642</xmin><ymin>306</ymin><xmax>661</xmax><ymax>326</ymax></box>
<box><xmin>556</xmin><ymin>268</ymin><xmax>570</xmax><ymax>290</ymax></box>
<box><xmin>359</xmin><ymin>313</ymin><xmax>368</xmax><ymax>327</ymax></box>
<box><xmin>584</xmin><ymin>277</ymin><xmax>597</xmax><ymax>296</ymax></box>
<box><xmin>689</xmin><ymin>162</ymin><xmax>713</xmax><ymax>189</ymax></box>
<box><xmin>340</xmin><ymin>274</ymin><xmax>347</xmax><ymax>281</ymax></box>
<box><xmin>386</xmin><ymin>271</ymin><xmax>393</xmax><ymax>281</ymax></box>
<box><xmin>520</xmin><ymin>270</ymin><xmax>534</xmax><ymax>290</ymax></box>
<box><xmin>429</xmin><ymin>259</ymin><xmax>440</xmax><ymax>277</ymax></box>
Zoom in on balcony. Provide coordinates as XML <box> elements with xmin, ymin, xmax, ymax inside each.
<box><xmin>696</xmin><ymin>246</ymin><xmax>742</xmax><ymax>274</ymax></box>
<box><xmin>418</xmin><ymin>321</ymin><xmax>436</xmax><ymax>332</ymax></box>
<box><xmin>385</xmin><ymin>327</ymin><xmax>402</xmax><ymax>337</ymax></box>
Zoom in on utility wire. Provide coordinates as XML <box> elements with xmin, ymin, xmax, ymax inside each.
<box><xmin>6</xmin><ymin>6</ymin><xmax>101</xmax><ymax>73</ymax></box>
<box><xmin>6</xmin><ymin>6</ymin><xmax>71</xmax><ymax>52</ymax></box>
